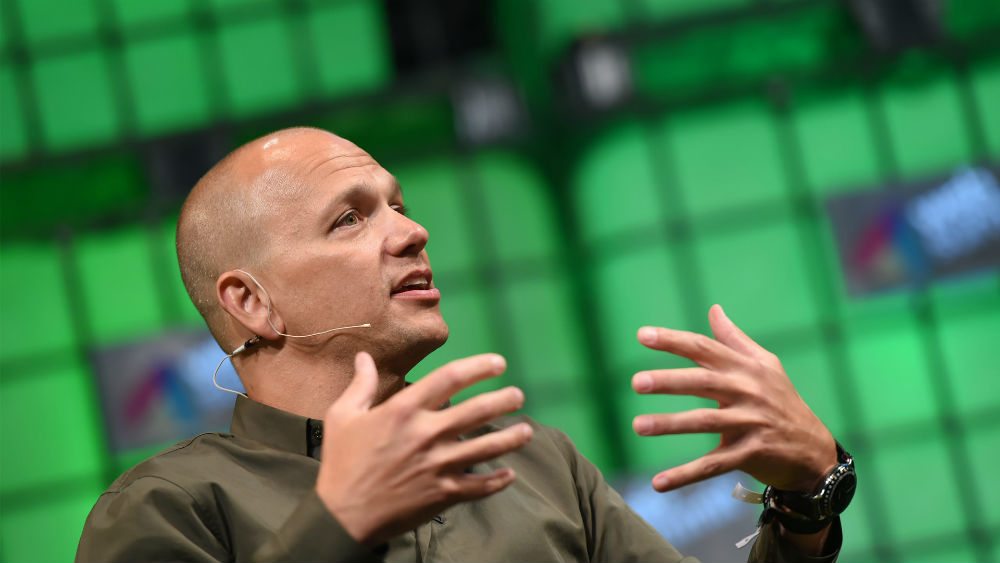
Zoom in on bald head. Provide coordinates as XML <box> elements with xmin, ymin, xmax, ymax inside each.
<box><xmin>176</xmin><ymin>127</ymin><xmax>358</xmax><ymax>347</ymax></box>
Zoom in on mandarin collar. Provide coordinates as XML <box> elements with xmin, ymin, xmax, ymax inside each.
<box><xmin>230</xmin><ymin>395</ymin><xmax>324</xmax><ymax>459</ymax></box>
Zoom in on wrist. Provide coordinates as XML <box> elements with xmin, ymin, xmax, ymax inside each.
<box><xmin>316</xmin><ymin>485</ymin><xmax>378</xmax><ymax>545</ymax></box>
<box><xmin>767</xmin><ymin>440</ymin><xmax>857</xmax><ymax>523</ymax></box>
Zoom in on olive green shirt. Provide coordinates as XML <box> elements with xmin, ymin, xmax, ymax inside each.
<box><xmin>77</xmin><ymin>395</ymin><xmax>841</xmax><ymax>562</ymax></box>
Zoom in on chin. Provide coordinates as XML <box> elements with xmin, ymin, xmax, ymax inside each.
<box><xmin>392</xmin><ymin>314</ymin><xmax>449</xmax><ymax>367</ymax></box>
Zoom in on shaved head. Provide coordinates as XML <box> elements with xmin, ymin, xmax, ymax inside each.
<box><xmin>176</xmin><ymin>127</ymin><xmax>352</xmax><ymax>347</ymax></box>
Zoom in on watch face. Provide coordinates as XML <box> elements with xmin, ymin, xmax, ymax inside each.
<box><xmin>830</xmin><ymin>471</ymin><xmax>857</xmax><ymax>514</ymax></box>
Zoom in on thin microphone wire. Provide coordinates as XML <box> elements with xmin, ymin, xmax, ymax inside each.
<box><xmin>211</xmin><ymin>269</ymin><xmax>373</xmax><ymax>397</ymax></box>
<box><xmin>235</xmin><ymin>269</ymin><xmax>372</xmax><ymax>337</ymax></box>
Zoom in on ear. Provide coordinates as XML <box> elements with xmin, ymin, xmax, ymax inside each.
<box><xmin>216</xmin><ymin>270</ymin><xmax>285</xmax><ymax>341</ymax></box>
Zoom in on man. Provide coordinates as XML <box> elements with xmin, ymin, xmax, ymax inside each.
<box><xmin>77</xmin><ymin>127</ymin><xmax>849</xmax><ymax>562</ymax></box>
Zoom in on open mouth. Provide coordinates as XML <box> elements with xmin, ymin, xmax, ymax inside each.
<box><xmin>390</xmin><ymin>270</ymin><xmax>440</xmax><ymax>300</ymax></box>
<box><xmin>391</xmin><ymin>278</ymin><xmax>431</xmax><ymax>295</ymax></box>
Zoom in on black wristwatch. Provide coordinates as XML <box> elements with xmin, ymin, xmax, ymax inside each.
<box><xmin>763</xmin><ymin>442</ymin><xmax>856</xmax><ymax>534</ymax></box>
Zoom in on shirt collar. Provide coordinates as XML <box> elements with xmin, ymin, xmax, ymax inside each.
<box><xmin>230</xmin><ymin>395</ymin><xmax>324</xmax><ymax>459</ymax></box>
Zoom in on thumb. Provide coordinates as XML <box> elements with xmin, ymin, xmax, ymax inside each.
<box><xmin>336</xmin><ymin>351</ymin><xmax>379</xmax><ymax>411</ymax></box>
<box><xmin>708</xmin><ymin>304</ymin><xmax>767</xmax><ymax>359</ymax></box>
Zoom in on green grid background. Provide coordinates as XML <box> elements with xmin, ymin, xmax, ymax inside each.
<box><xmin>2</xmin><ymin>1</ymin><xmax>1000</xmax><ymax>562</ymax></box>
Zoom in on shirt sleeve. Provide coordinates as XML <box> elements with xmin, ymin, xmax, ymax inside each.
<box><xmin>76</xmin><ymin>476</ymin><xmax>383</xmax><ymax>563</ymax></box>
<box><xmin>543</xmin><ymin>425</ymin><xmax>842</xmax><ymax>563</ymax></box>
<box><xmin>541</xmin><ymin>426</ymin><xmax>699</xmax><ymax>563</ymax></box>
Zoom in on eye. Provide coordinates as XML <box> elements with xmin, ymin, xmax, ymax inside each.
<box><xmin>391</xmin><ymin>204</ymin><xmax>409</xmax><ymax>217</ymax></box>
<box><xmin>334</xmin><ymin>210</ymin><xmax>361</xmax><ymax>229</ymax></box>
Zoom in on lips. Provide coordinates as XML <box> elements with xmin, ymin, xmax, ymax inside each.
<box><xmin>390</xmin><ymin>268</ymin><xmax>439</xmax><ymax>301</ymax></box>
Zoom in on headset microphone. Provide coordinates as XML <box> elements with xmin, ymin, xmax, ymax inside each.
<box><xmin>211</xmin><ymin>269</ymin><xmax>372</xmax><ymax>397</ymax></box>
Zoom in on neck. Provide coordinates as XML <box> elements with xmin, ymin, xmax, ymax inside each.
<box><xmin>234</xmin><ymin>347</ymin><xmax>408</xmax><ymax>420</ymax></box>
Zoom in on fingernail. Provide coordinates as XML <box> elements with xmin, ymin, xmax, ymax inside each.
<box><xmin>633</xmin><ymin>373</ymin><xmax>652</xmax><ymax>392</ymax></box>
<box><xmin>510</xmin><ymin>387</ymin><xmax>524</xmax><ymax>405</ymax></box>
<box><xmin>491</xmin><ymin>355</ymin><xmax>506</xmax><ymax>371</ymax></box>
<box><xmin>519</xmin><ymin>423</ymin><xmax>533</xmax><ymax>437</ymax></box>
<box><xmin>638</xmin><ymin>327</ymin><xmax>657</xmax><ymax>344</ymax></box>
<box><xmin>653</xmin><ymin>474</ymin><xmax>669</xmax><ymax>490</ymax></box>
<box><xmin>634</xmin><ymin>416</ymin><xmax>651</xmax><ymax>435</ymax></box>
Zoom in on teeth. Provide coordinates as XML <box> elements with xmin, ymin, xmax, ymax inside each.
<box><xmin>400</xmin><ymin>277</ymin><xmax>428</xmax><ymax>290</ymax></box>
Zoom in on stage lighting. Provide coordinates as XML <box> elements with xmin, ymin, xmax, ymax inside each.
<box><xmin>557</xmin><ymin>37</ymin><xmax>634</xmax><ymax>113</ymax></box>
<box><xmin>451</xmin><ymin>75</ymin><xmax>527</xmax><ymax>147</ymax></box>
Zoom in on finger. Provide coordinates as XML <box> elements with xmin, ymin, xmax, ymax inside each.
<box><xmin>637</xmin><ymin>326</ymin><xmax>745</xmax><ymax>369</ymax></box>
<box><xmin>651</xmin><ymin>447</ymin><xmax>743</xmax><ymax>492</ymax></box>
<box><xmin>632</xmin><ymin>368</ymin><xmax>733</xmax><ymax>401</ymax></box>
<box><xmin>433</xmin><ymin>386</ymin><xmax>525</xmax><ymax>439</ymax></box>
<box><xmin>633</xmin><ymin>408</ymin><xmax>752</xmax><ymax>436</ymax></box>
<box><xmin>708</xmin><ymin>304</ymin><xmax>770</xmax><ymax>360</ymax></box>
<box><xmin>336</xmin><ymin>352</ymin><xmax>379</xmax><ymax>411</ymax></box>
<box><xmin>401</xmin><ymin>354</ymin><xmax>506</xmax><ymax>409</ymax></box>
<box><xmin>434</xmin><ymin>423</ymin><xmax>533</xmax><ymax>472</ymax></box>
<box><xmin>442</xmin><ymin>467</ymin><xmax>517</xmax><ymax>501</ymax></box>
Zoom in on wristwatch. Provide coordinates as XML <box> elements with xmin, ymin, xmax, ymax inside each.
<box><xmin>763</xmin><ymin>442</ymin><xmax>856</xmax><ymax>534</ymax></box>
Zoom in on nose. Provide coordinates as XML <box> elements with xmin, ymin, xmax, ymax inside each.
<box><xmin>384</xmin><ymin>208</ymin><xmax>429</xmax><ymax>257</ymax></box>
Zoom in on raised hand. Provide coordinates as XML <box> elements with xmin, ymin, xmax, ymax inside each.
<box><xmin>632</xmin><ymin>305</ymin><xmax>837</xmax><ymax>495</ymax></box>
<box><xmin>315</xmin><ymin>352</ymin><xmax>532</xmax><ymax>545</ymax></box>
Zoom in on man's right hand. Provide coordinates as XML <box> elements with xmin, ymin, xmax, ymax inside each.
<box><xmin>315</xmin><ymin>351</ymin><xmax>532</xmax><ymax>546</ymax></box>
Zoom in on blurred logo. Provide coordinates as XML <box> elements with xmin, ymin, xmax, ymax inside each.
<box><xmin>828</xmin><ymin>166</ymin><xmax>1000</xmax><ymax>295</ymax></box>
<box><xmin>93</xmin><ymin>329</ymin><xmax>243</xmax><ymax>453</ymax></box>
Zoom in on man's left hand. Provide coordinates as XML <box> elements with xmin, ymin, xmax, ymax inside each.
<box><xmin>632</xmin><ymin>304</ymin><xmax>837</xmax><ymax>494</ymax></box>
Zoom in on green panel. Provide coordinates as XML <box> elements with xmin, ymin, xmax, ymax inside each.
<box><xmin>32</xmin><ymin>50</ymin><xmax>121</xmax><ymax>151</ymax></box>
<box><xmin>792</xmin><ymin>89</ymin><xmax>882</xmax><ymax>195</ymax></box>
<box><xmin>112</xmin><ymin>0</ymin><xmax>189</xmax><ymax>29</ymax></box>
<box><xmin>0</xmin><ymin>241</ymin><xmax>76</xmax><ymax>360</ymax></box>
<box><xmin>1</xmin><ymin>65</ymin><xmax>28</xmax><ymax>161</ymax></box>
<box><xmin>838</xmin><ymin>488</ymin><xmax>876</xmax><ymax>560</ymax></box>
<box><xmin>943</xmin><ymin>0</ymin><xmax>1000</xmax><ymax>38</ymax></box>
<box><xmin>692</xmin><ymin>220</ymin><xmax>819</xmax><ymax>335</ymax></box>
<box><xmin>937</xmin><ymin>311</ymin><xmax>1000</xmax><ymax>416</ymax></box>
<box><xmin>615</xmin><ymin>389</ymin><xmax>716</xmax><ymax>473</ymax></box>
<box><xmin>394</xmin><ymin>158</ymin><xmax>478</xmax><ymax>275</ymax></box>
<box><xmin>410</xmin><ymin>289</ymin><xmax>500</xmax><ymax>403</ymax></box>
<box><xmin>475</xmin><ymin>151</ymin><xmax>560</xmax><ymax>263</ymax></box>
<box><xmin>528</xmin><ymin>396</ymin><xmax>610</xmax><ymax>473</ymax></box>
<box><xmin>0</xmin><ymin>153</ymin><xmax>146</xmax><ymax>237</ymax></box>
<box><xmin>218</xmin><ymin>16</ymin><xmax>301</xmax><ymax>118</ymax></box>
<box><xmin>500</xmin><ymin>275</ymin><xmax>588</xmax><ymax>386</ymax></box>
<box><xmin>159</xmin><ymin>217</ymin><xmax>206</xmax><ymax>327</ymax></box>
<box><xmin>844</xmin><ymin>316</ymin><xmax>938</xmax><ymax>433</ymax></box>
<box><xmin>574</xmin><ymin>121</ymin><xmax>663</xmax><ymax>246</ymax></box>
<box><xmin>772</xmin><ymin>335</ymin><xmax>845</xmax><ymax>438</ymax></box>
<box><xmin>930</xmin><ymin>270</ymin><xmax>1000</xmax><ymax>317</ymax></box>
<box><xmin>881</xmin><ymin>71</ymin><xmax>974</xmax><ymax>178</ymax></box>
<box><xmin>970</xmin><ymin>57</ymin><xmax>1000</xmax><ymax>160</ymax></box>
<box><xmin>307</xmin><ymin>0</ymin><xmax>391</xmax><ymax>97</ymax></box>
<box><xmin>124</xmin><ymin>32</ymin><xmax>211</xmax><ymax>135</ymax></box>
<box><xmin>967</xmin><ymin>424</ymin><xmax>1000</xmax><ymax>528</ymax></box>
<box><xmin>638</xmin><ymin>0</ymin><xmax>746</xmax><ymax>20</ymax></box>
<box><xmin>869</xmin><ymin>431</ymin><xmax>965</xmax><ymax>544</ymax></box>
<box><xmin>0</xmin><ymin>363</ymin><xmax>104</xmax><ymax>492</ymax></box>
<box><xmin>0</xmin><ymin>479</ymin><xmax>104</xmax><ymax>563</ymax></box>
<box><xmin>76</xmin><ymin>227</ymin><xmax>163</xmax><ymax>344</ymax></box>
<box><xmin>899</xmin><ymin>544</ymin><xmax>977</xmax><ymax>563</ymax></box>
<box><xmin>17</xmin><ymin>0</ymin><xmax>99</xmax><ymax>45</ymax></box>
<box><xmin>667</xmin><ymin>100</ymin><xmax>788</xmax><ymax>217</ymax></box>
<box><xmin>592</xmin><ymin>245</ymin><xmax>688</xmax><ymax>372</ymax></box>
<box><xmin>208</xmin><ymin>0</ymin><xmax>271</xmax><ymax>11</ymax></box>
<box><xmin>534</xmin><ymin>0</ymin><xmax>626</xmax><ymax>57</ymax></box>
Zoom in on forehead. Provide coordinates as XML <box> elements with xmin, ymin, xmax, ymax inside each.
<box><xmin>291</xmin><ymin>136</ymin><xmax>393</xmax><ymax>191</ymax></box>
